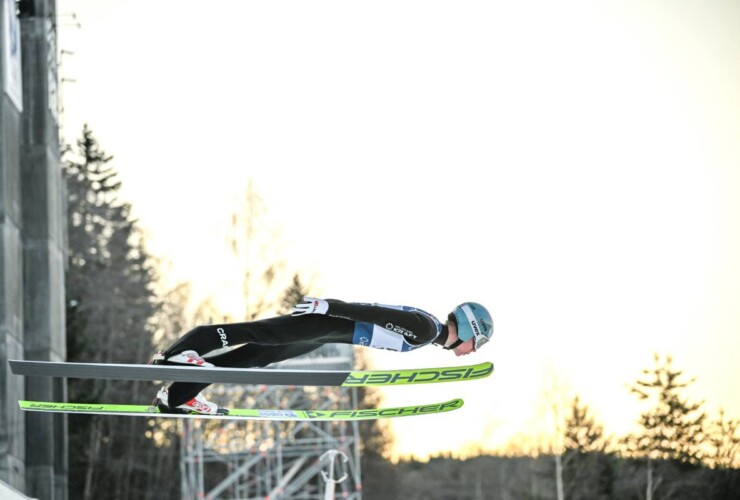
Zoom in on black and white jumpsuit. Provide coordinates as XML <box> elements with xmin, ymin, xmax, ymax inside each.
<box><xmin>163</xmin><ymin>300</ymin><xmax>448</xmax><ymax>407</ymax></box>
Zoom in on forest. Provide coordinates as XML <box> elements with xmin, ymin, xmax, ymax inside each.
<box><xmin>362</xmin><ymin>454</ymin><xmax>740</xmax><ymax>500</ymax></box>
<box><xmin>63</xmin><ymin>127</ymin><xmax>740</xmax><ymax>499</ymax></box>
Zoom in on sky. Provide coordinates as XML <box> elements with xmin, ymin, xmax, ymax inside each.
<box><xmin>56</xmin><ymin>0</ymin><xmax>739</xmax><ymax>460</ymax></box>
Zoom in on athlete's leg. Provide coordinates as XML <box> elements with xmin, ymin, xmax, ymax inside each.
<box><xmin>166</xmin><ymin>342</ymin><xmax>323</xmax><ymax>407</ymax></box>
<box><xmin>164</xmin><ymin>325</ymin><xmax>355</xmax><ymax>408</ymax></box>
<box><xmin>163</xmin><ymin>315</ymin><xmax>351</xmax><ymax>358</ymax></box>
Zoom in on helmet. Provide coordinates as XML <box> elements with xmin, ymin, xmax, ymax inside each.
<box><xmin>449</xmin><ymin>302</ymin><xmax>493</xmax><ymax>349</ymax></box>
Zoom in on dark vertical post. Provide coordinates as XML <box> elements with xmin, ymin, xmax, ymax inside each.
<box><xmin>19</xmin><ymin>0</ymin><xmax>67</xmax><ymax>498</ymax></box>
<box><xmin>0</xmin><ymin>0</ymin><xmax>29</xmax><ymax>492</ymax></box>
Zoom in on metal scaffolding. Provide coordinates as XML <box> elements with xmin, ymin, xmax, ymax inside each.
<box><xmin>179</xmin><ymin>344</ymin><xmax>362</xmax><ymax>500</ymax></box>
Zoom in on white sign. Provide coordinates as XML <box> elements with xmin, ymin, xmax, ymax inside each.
<box><xmin>3</xmin><ymin>0</ymin><xmax>23</xmax><ymax>111</ymax></box>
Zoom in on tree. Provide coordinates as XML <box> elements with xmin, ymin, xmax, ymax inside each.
<box><xmin>64</xmin><ymin>126</ymin><xmax>177</xmax><ymax>500</ymax></box>
<box><xmin>228</xmin><ymin>179</ymin><xmax>286</xmax><ymax>320</ymax></box>
<box><xmin>623</xmin><ymin>354</ymin><xmax>707</xmax><ymax>465</ymax></box>
<box><xmin>564</xmin><ymin>395</ymin><xmax>609</xmax><ymax>453</ymax></box>
<box><xmin>279</xmin><ymin>274</ymin><xmax>310</xmax><ymax>314</ymax></box>
<box><xmin>536</xmin><ymin>370</ymin><xmax>571</xmax><ymax>500</ymax></box>
<box><xmin>621</xmin><ymin>354</ymin><xmax>707</xmax><ymax>500</ymax></box>
<box><xmin>707</xmin><ymin>409</ymin><xmax>740</xmax><ymax>469</ymax></box>
<box><xmin>190</xmin><ymin>186</ymin><xmax>342</xmax><ymax>497</ymax></box>
<box><xmin>562</xmin><ymin>396</ymin><xmax>613</xmax><ymax>500</ymax></box>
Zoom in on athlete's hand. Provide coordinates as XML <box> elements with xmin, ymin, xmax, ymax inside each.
<box><xmin>291</xmin><ymin>297</ymin><xmax>330</xmax><ymax>316</ymax></box>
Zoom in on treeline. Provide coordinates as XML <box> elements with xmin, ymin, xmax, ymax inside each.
<box><xmin>363</xmin><ymin>454</ymin><xmax>740</xmax><ymax>500</ymax></box>
<box><xmin>362</xmin><ymin>353</ymin><xmax>740</xmax><ymax>500</ymax></box>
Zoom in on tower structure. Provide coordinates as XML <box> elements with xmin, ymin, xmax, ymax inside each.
<box><xmin>179</xmin><ymin>344</ymin><xmax>363</xmax><ymax>500</ymax></box>
<box><xmin>1</xmin><ymin>0</ymin><xmax>67</xmax><ymax>497</ymax></box>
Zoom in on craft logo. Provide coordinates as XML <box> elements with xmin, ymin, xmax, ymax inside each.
<box><xmin>358</xmin><ymin>336</ymin><xmax>369</xmax><ymax>346</ymax></box>
<box><xmin>217</xmin><ymin>327</ymin><xmax>229</xmax><ymax>348</ymax></box>
<box><xmin>385</xmin><ymin>323</ymin><xmax>417</xmax><ymax>339</ymax></box>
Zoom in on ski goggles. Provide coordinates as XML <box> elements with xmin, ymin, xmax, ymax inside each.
<box><xmin>473</xmin><ymin>332</ymin><xmax>490</xmax><ymax>350</ymax></box>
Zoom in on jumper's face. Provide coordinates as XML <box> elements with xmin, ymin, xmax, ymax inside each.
<box><xmin>447</xmin><ymin>321</ymin><xmax>476</xmax><ymax>356</ymax></box>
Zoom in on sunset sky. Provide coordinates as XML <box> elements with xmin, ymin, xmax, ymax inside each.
<box><xmin>56</xmin><ymin>0</ymin><xmax>739</xmax><ymax>459</ymax></box>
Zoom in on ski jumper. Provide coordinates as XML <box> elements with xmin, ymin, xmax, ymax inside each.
<box><xmin>164</xmin><ymin>300</ymin><xmax>446</xmax><ymax>407</ymax></box>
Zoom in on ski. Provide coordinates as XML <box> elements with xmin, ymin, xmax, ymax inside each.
<box><xmin>19</xmin><ymin>398</ymin><xmax>464</xmax><ymax>421</ymax></box>
<box><xmin>8</xmin><ymin>360</ymin><xmax>493</xmax><ymax>387</ymax></box>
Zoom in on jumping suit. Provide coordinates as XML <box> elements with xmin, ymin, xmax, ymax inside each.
<box><xmin>164</xmin><ymin>300</ymin><xmax>448</xmax><ymax>407</ymax></box>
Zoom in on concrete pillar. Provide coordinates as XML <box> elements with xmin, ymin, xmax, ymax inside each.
<box><xmin>0</xmin><ymin>0</ymin><xmax>28</xmax><ymax>492</ymax></box>
<box><xmin>19</xmin><ymin>1</ymin><xmax>67</xmax><ymax>499</ymax></box>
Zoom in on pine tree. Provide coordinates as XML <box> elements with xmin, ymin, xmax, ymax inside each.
<box><xmin>707</xmin><ymin>409</ymin><xmax>740</xmax><ymax>469</ymax></box>
<box><xmin>63</xmin><ymin>126</ymin><xmax>177</xmax><ymax>500</ymax></box>
<box><xmin>562</xmin><ymin>396</ymin><xmax>613</xmax><ymax>500</ymax></box>
<box><xmin>623</xmin><ymin>354</ymin><xmax>707</xmax><ymax>465</ymax></box>
<box><xmin>279</xmin><ymin>274</ymin><xmax>310</xmax><ymax>314</ymax></box>
<box><xmin>564</xmin><ymin>395</ymin><xmax>608</xmax><ymax>453</ymax></box>
<box><xmin>618</xmin><ymin>355</ymin><xmax>708</xmax><ymax>500</ymax></box>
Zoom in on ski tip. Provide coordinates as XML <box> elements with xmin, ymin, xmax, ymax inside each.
<box><xmin>438</xmin><ymin>398</ymin><xmax>464</xmax><ymax>414</ymax></box>
<box><xmin>343</xmin><ymin>361</ymin><xmax>493</xmax><ymax>387</ymax></box>
<box><xmin>447</xmin><ymin>398</ymin><xmax>464</xmax><ymax>410</ymax></box>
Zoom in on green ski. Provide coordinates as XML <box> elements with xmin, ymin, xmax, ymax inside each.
<box><xmin>19</xmin><ymin>398</ymin><xmax>464</xmax><ymax>421</ymax></box>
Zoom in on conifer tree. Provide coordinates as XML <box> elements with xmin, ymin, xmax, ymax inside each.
<box><xmin>564</xmin><ymin>395</ymin><xmax>609</xmax><ymax>453</ymax></box>
<box><xmin>279</xmin><ymin>274</ymin><xmax>310</xmax><ymax>314</ymax></box>
<box><xmin>562</xmin><ymin>396</ymin><xmax>613</xmax><ymax>500</ymax></box>
<box><xmin>623</xmin><ymin>354</ymin><xmax>706</xmax><ymax>465</ymax></box>
<box><xmin>64</xmin><ymin>126</ymin><xmax>174</xmax><ymax>499</ymax></box>
<box><xmin>707</xmin><ymin>409</ymin><xmax>740</xmax><ymax>469</ymax></box>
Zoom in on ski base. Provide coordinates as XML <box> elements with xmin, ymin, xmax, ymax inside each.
<box><xmin>8</xmin><ymin>359</ymin><xmax>493</xmax><ymax>387</ymax></box>
<box><xmin>19</xmin><ymin>398</ymin><xmax>464</xmax><ymax>421</ymax></box>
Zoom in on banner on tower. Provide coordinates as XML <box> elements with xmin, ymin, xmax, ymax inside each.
<box><xmin>3</xmin><ymin>0</ymin><xmax>23</xmax><ymax>111</ymax></box>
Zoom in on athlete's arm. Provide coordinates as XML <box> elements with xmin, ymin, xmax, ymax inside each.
<box><xmin>325</xmin><ymin>300</ymin><xmax>438</xmax><ymax>345</ymax></box>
